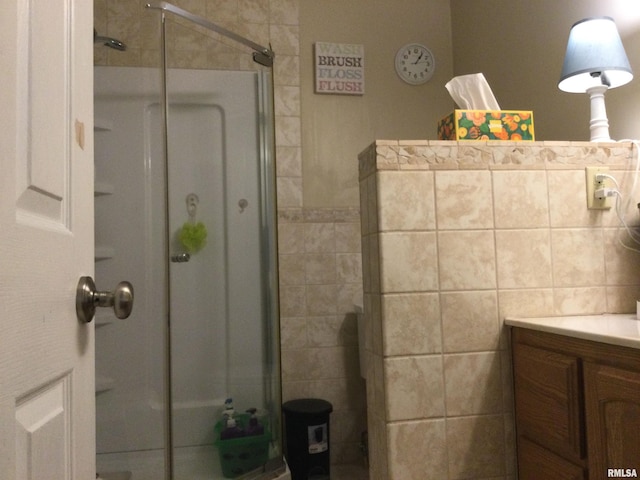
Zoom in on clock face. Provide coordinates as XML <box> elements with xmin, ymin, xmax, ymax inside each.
<box><xmin>395</xmin><ymin>43</ymin><xmax>435</xmax><ymax>85</ymax></box>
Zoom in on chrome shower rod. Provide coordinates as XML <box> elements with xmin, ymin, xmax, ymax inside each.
<box><xmin>145</xmin><ymin>1</ymin><xmax>274</xmax><ymax>66</ymax></box>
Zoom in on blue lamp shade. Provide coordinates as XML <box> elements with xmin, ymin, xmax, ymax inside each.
<box><xmin>558</xmin><ymin>16</ymin><xmax>633</xmax><ymax>93</ymax></box>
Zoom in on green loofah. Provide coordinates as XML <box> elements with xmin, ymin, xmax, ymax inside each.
<box><xmin>179</xmin><ymin>221</ymin><xmax>207</xmax><ymax>253</ymax></box>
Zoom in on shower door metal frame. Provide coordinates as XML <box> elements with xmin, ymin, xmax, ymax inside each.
<box><xmin>146</xmin><ymin>3</ymin><xmax>282</xmax><ymax>479</ymax></box>
<box><xmin>146</xmin><ymin>2</ymin><xmax>275</xmax><ymax>66</ymax></box>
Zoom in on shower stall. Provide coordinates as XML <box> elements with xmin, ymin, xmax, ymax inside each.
<box><xmin>93</xmin><ymin>3</ymin><xmax>284</xmax><ymax>479</ymax></box>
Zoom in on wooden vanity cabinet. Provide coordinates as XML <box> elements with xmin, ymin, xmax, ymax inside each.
<box><xmin>512</xmin><ymin>333</ymin><xmax>586</xmax><ymax>479</ymax></box>
<box><xmin>511</xmin><ymin>327</ymin><xmax>640</xmax><ymax>480</ymax></box>
<box><xmin>584</xmin><ymin>362</ymin><xmax>640</xmax><ymax>476</ymax></box>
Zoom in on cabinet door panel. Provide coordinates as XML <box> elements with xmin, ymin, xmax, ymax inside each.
<box><xmin>517</xmin><ymin>436</ymin><xmax>586</xmax><ymax>480</ymax></box>
<box><xmin>513</xmin><ymin>343</ymin><xmax>584</xmax><ymax>461</ymax></box>
<box><xmin>584</xmin><ymin>362</ymin><xmax>640</xmax><ymax>476</ymax></box>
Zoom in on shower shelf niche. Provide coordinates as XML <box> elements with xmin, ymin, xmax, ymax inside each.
<box><xmin>96</xmin><ymin>375</ymin><xmax>116</xmax><ymax>394</ymax></box>
<box><xmin>95</xmin><ymin>246</ymin><xmax>115</xmax><ymax>261</ymax></box>
<box><xmin>95</xmin><ymin>182</ymin><xmax>115</xmax><ymax>196</ymax></box>
<box><xmin>94</xmin><ymin>118</ymin><xmax>113</xmax><ymax>132</ymax></box>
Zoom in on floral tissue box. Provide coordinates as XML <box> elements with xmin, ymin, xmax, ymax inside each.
<box><xmin>437</xmin><ymin>109</ymin><xmax>534</xmax><ymax>141</ymax></box>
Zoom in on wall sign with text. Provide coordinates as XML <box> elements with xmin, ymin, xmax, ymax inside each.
<box><xmin>314</xmin><ymin>42</ymin><xmax>364</xmax><ymax>95</ymax></box>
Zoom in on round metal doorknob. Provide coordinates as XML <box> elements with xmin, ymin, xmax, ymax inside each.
<box><xmin>76</xmin><ymin>276</ymin><xmax>134</xmax><ymax>323</ymax></box>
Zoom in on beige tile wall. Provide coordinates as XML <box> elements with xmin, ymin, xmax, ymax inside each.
<box><xmin>278</xmin><ymin>207</ymin><xmax>366</xmax><ymax>464</ymax></box>
<box><xmin>94</xmin><ymin>0</ymin><xmax>303</xmax><ymax>211</ymax></box>
<box><xmin>95</xmin><ymin>0</ymin><xmax>370</xmax><ymax>466</ymax></box>
<box><xmin>359</xmin><ymin>140</ymin><xmax>640</xmax><ymax>480</ymax></box>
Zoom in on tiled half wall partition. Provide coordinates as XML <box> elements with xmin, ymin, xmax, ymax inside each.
<box><xmin>359</xmin><ymin>140</ymin><xmax>640</xmax><ymax>480</ymax></box>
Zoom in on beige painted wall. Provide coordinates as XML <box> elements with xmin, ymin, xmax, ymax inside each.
<box><xmin>450</xmin><ymin>0</ymin><xmax>640</xmax><ymax>142</ymax></box>
<box><xmin>300</xmin><ymin>0</ymin><xmax>454</xmax><ymax>208</ymax></box>
<box><xmin>300</xmin><ymin>1</ymin><xmax>640</xmax><ymax>208</ymax></box>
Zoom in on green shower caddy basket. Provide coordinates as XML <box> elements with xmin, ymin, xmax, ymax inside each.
<box><xmin>214</xmin><ymin>413</ymin><xmax>271</xmax><ymax>478</ymax></box>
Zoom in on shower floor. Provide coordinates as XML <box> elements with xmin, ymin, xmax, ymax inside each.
<box><xmin>97</xmin><ymin>446</ymin><xmax>291</xmax><ymax>480</ymax></box>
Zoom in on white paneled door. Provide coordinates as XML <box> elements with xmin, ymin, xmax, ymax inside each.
<box><xmin>0</xmin><ymin>0</ymin><xmax>95</xmax><ymax>479</ymax></box>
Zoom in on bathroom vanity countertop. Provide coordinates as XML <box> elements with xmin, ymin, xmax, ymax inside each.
<box><xmin>505</xmin><ymin>314</ymin><xmax>640</xmax><ymax>350</ymax></box>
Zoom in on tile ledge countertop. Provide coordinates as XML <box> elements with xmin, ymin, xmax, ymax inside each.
<box><xmin>504</xmin><ymin>314</ymin><xmax>640</xmax><ymax>350</ymax></box>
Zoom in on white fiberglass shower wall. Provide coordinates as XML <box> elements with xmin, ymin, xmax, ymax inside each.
<box><xmin>93</xmin><ymin>63</ymin><xmax>281</xmax><ymax>479</ymax></box>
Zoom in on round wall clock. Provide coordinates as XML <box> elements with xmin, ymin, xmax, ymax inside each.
<box><xmin>395</xmin><ymin>43</ymin><xmax>436</xmax><ymax>85</ymax></box>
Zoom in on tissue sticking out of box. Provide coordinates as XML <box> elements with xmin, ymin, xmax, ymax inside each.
<box><xmin>445</xmin><ymin>73</ymin><xmax>500</xmax><ymax>110</ymax></box>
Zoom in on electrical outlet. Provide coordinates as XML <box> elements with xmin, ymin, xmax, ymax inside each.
<box><xmin>585</xmin><ymin>166</ymin><xmax>612</xmax><ymax>209</ymax></box>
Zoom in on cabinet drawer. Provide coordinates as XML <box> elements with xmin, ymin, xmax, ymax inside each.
<box><xmin>517</xmin><ymin>436</ymin><xmax>586</xmax><ymax>480</ymax></box>
<box><xmin>513</xmin><ymin>342</ymin><xmax>585</xmax><ymax>461</ymax></box>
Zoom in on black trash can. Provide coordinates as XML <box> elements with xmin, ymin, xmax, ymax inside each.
<box><xmin>282</xmin><ymin>398</ymin><xmax>333</xmax><ymax>480</ymax></box>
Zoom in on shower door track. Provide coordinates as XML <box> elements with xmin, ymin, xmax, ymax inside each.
<box><xmin>145</xmin><ymin>2</ymin><xmax>275</xmax><ymax>66</ymax></box>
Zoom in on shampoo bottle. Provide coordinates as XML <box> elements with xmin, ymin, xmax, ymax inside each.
<box><xmin>219</xmin><ymin>397</ymin><xmax>243</xmax><ymax>440</ymax></box>
<box><xmin>222</xmin><ymin>398</ymin><xmax>235</xmax><ymax>419</ymax></box>
<box><xmin>245</xmin><ymin>408</ymin><xmax>264</xmax><ymax>436</ymax></box>
<box><xmin>220</xmin><ymin>417</ymin><xmax>245</xmax><ymax>440</ymax></box>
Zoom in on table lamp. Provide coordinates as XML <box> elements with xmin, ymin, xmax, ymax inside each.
<box><xmin>558</xmin><ymin>17</ymin><xmax>633</xmax><ymax>142</ymax></box>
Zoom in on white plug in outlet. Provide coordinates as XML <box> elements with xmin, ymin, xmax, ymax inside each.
<box><xmin>585</xmin><ymin>166</ymin><xmax>613</xmax><ymax>209</ymax></box>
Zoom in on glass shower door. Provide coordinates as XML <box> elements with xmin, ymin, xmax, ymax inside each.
<box><xmin>94</xmin><ymin>64</ymin><xmax>169</xmax><ymax>479</ymax></box>
<box><xmin>160</xmin><ymin>6</ymin><xmax>282</xmax><ymax>479</ymax></box>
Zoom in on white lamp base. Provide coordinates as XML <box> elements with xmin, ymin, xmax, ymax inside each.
<box><xmin>587</xmin><ymin>84</ymin><xmax>612</xmax><ymax>142</ymax></box>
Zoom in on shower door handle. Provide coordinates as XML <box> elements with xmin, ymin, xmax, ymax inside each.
<box><xmin>76</xmin><ymin>276</ymin><xmax>134</xmax><ymax>323</ymax></box>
